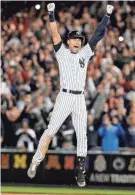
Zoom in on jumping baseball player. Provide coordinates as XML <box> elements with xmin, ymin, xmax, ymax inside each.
<box><xmin>28</xmin><ymin>3</ymin><xmax>114</xmax><ymax>187</ymax></box>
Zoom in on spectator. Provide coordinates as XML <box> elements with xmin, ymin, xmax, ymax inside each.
<box><xmin>61</xmin><ymin>129</ymin><xmax>75</xmax><ymax>151</ymax></box>
<box><xmin>98</xmin><ymin>114</ymin><xmax>125</xmax><ymax>152</ymax></box>
<box><xmin>29</xmin><ymin>94</ymin><xmax>47</xmax><ymax>137</ymax></box>
<box><xmin>1</xmin><ymin>119</ymin><xmax>5</xmax><ymax>145</ymax></box>
<box><xmin>1</xmin><ymin>95</ymin><xmax>17</xmax><ymax>147</ymax></box>
<box><xmin>15</xmin><ymin>118</ymin><xmax>37</xmax><ymax>152</ymax></box>
<box><xmin>87</xmin><ymin>113</ymin><xmax>98</xmax><ymax>150</ymax></box>
<box><xmin>1</xmin><ymin>1</ymin><xmax>135</xmax><ymax>151</ymax></box>
<box><xmin>127</xmin><ymin>114</ymin><xmax>135</xmax><ymax>151</ymax></box>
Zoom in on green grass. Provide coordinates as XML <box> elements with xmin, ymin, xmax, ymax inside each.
<box><xmin>1</xmin><ymin>186</ymin><xmax>135</xmax><ymax>195</ymax></box>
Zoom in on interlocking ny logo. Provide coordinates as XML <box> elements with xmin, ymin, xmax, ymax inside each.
<box><xmin>79</xmin><ymin>57</ymin><xmax>85</xmax><ymax>68</ymax></box>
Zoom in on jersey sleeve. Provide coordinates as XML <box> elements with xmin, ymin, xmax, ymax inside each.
<box><xmin>54</xmin><ymin>41</ymin><xmax>62</xmax><ymax>52</ymax></box>
<box><xmin>82</xmin><ymin>43</ymin><xmax>94</xmax><ymax>60</ymax></box>
<box><xmin>88</xmin><ymin>15</ymin><xmax>110</xmax><ymax>51</ymax></box>
<box><xmin>54</xmin><ymin>42</ymin><xmax>67</xmax><ymax>58</ymax></box>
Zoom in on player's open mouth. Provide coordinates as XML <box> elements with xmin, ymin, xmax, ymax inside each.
<box><xmin>74</xmin><ymin>46</ymin><xmax>79</xmax><ymax>48</ymax></box>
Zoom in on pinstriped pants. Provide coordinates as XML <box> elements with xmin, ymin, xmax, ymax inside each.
<box><xmin>43</xmin><ymin>91</ymin><xmax>87</xmax><ymax>157</ymax></box>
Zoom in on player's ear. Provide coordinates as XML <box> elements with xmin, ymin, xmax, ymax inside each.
<box><xmin>67</xmin><ymin>39</ymin><xmax>70</xmax><ymax>46</ymax></box>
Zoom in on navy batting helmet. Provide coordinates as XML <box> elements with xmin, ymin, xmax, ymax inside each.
<box><xmin>67</xmin><ymin>31</ymin><xmax>85</xmax><ymax>45</ymax></box>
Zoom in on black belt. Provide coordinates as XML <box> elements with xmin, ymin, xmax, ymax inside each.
<box><xmin>62</xmin><ymin>89</ymin><xmax>84</xmax><ymax>94</ymax></box>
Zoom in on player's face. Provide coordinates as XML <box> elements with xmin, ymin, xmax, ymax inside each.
<box><xmin>67</xmin><ymin>38</ymin><xmax>82</xmax><ymax>53</ymax></box>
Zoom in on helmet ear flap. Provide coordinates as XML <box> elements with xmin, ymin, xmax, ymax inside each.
<box><xmin>80</xmin><ymin>37</ymin><xmax>85</xmax><ymax>46</ymax></box>
<box><xmin>82</xmin><ymin>38</ymin><xmax>85</xmax><ymax>46</ymax></box>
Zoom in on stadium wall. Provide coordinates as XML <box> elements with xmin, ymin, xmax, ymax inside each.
<box><xmin>1</xmin><ymin>150</ymin><xmax>135</xmax><ymax>187</ymax></box>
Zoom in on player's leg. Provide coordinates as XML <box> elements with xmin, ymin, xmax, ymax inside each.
<box><xmin>72</xmin><ymin>95</ymin><xmax>87</xmax><ymax>157</ymax></box>
<box><xmin>72</xmin><ymin>95</ymin><xmax>87</xmax><ymax>187</ymax></box>
<box><xmin>27</xmin><ymin>92</ymin><xmax>73</xmax><ymax>178</ymax></box>
<box><xmin>32</xmin><ymin>93</ymin><xmax>73</xmax><ymax>164</ymax></box>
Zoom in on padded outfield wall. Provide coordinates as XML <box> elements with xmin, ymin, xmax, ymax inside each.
<box><xmin>1</xmin><ymin>150</ymin><xmax>135</xmax><ymax>187</ymax></box>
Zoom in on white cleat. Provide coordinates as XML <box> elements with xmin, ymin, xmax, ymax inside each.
<box><xmin>27</xmin><ymin>163</ymin><xmax>38</xmax><ymax>179</ymax></box>
<box><xmin>75</xmin><ymin>176</ymin><xmax>86</xmax><ymax>187</ymax></box>
<box><xmin>75</xmin><ymin>169</ymin><xmax>86</xmax><ymax>188</ymax></box>
<box><xmin>77</xmin><ymin>181</ymin><xmax>86</xmax><ymax>188</ymax></box>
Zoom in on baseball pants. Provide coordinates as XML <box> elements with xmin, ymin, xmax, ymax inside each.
<box><xmin>32</xmin><ymin>91</ymin><xmax>87</xmax><ymax>163</ymax></box>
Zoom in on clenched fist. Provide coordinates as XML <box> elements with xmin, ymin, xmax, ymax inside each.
<box><xmin>47</xmin><ymin>3</ymin><xmax>55</xmax><ymax>12</ymax></box>
<box><xmin>106</xmin><ymin>5</ymin><xmax>114</xmax><ymax>14</ymax></box>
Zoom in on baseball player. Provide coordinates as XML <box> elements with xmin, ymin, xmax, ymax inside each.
<box><xmin>28</xmin><ymin>3</ymin><xmax>114</xmax><ymax>187</ymax></box>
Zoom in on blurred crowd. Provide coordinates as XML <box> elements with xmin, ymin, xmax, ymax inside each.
<box><xmin>1</xmin><ymin>1</ymin><xmax>135</xmax><ymax>152</ymax></box>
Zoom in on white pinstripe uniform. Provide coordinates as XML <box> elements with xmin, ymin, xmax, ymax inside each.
<box><xmin>32</xmin><ymin>43</ymin><xmax>94</xmax><ymax>164</ymax></box>
<box><xmin>43</xmin><ymin>43</ymin><xmax>94</xmax><ymax>156</ymax></box>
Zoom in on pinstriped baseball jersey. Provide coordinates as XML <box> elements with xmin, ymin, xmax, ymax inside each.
<box><xmin>55</xmin><ymin>43</ymin><xmax>94</xmax><ymax>91</ymax></box>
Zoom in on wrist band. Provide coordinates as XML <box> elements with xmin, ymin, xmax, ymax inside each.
<box><xmin>106</xmin><ymin>13</ymin><xmax>111</xmax><ymax>17</ymax></box>
<box><xmin>49</xmin><ymin>11</ymin><xmax>55</xmax><ymax>22</ymax></box>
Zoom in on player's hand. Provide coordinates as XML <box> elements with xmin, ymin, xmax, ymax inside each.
<box><xmin>47</xmin><ymin>3</ymin><xmax>55</xmax><ymax>12</ymax></box>
<box><xmin>106</xmin><ymin>5</ymin><xmax>114</xmax><ymax>14</ymax></box>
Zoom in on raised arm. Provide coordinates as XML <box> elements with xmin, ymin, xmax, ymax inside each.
<box><xmin>89</xmin><ymin>5</ymin><xmax>114</xmax><ymax>51</ymax></box>
<box><xmin>47</xmin><ymin>3</ymin><xmax>61</xmax><ymax>45</ymax></box>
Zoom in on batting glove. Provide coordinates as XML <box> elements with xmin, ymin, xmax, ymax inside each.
<box><xmin>47</xmin><ymin>3</ymin><xmax>55</xmax><ymax>12</ymax></box>
<box><xmin>106</xmin><ymin>5</ymin><xmax>114</xmax><ymax>15</ymax></box>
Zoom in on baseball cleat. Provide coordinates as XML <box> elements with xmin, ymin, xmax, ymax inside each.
<box><xmin>27</xmin><ymin>163</ymin><xmax>38</xmax><ymax>179</ymax></box>
<box><xmin>77</xmin><ymin>181</ymin><xmax>86</xmax><ymax>187</ymax></box>
<box><xmin>75</xmin><ymin>170</ymin><xmax>86</xmax><ymax>187</ymax></box>
<box><xmin>75</xmin><ymin>156</ymin><xmax>86</xmax><ymax>187</ymax></box>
